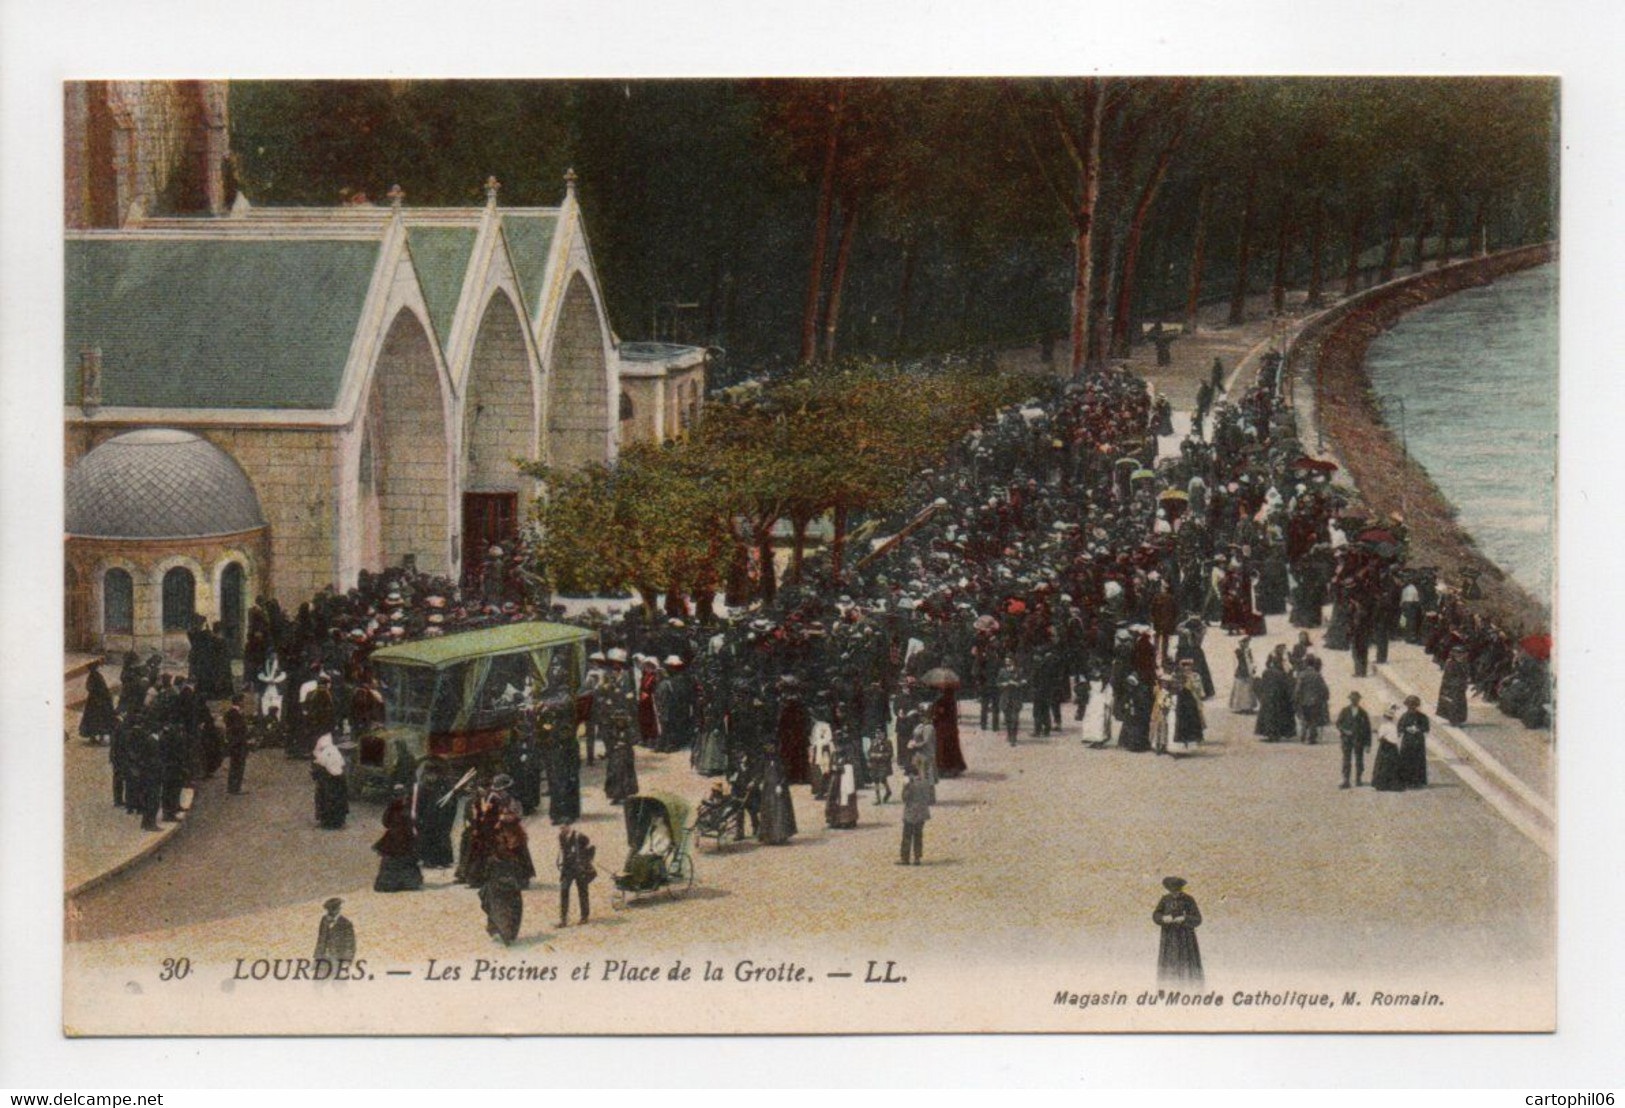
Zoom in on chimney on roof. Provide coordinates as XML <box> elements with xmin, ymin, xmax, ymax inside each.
<box><xmin>484</xmin><ymin>175</ymin><xmax>501</xmax><ymax>208</ymax></box>
<box><xmin>80</xmin><ymin>347</ymin><xmax>103</xmax><ymax>414</ymax></box>
<box><xmin>388</xmin><ymin>183</ymin><xmax>405</xmax><ymax>210</ymax></box>
<box><xmin>564</xmin><ymin>167</ymin><xmax>578</xmax><ymax>200</ymax></box>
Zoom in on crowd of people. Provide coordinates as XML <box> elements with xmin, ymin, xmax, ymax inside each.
<box><xmin>74</xmin><ymin>337</ymin><xmax>1553</xmax><ymax>944</ymax></box>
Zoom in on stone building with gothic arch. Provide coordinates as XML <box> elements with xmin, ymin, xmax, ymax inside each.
<box><xmin>63</xmin><ymin>175</ymin><xmax>659</xmax><ymax>654</ymax></box>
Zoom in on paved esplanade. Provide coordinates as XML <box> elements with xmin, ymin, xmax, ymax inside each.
<box><xmin>64</xmin><ymin>293</ymin><xmax>1552</xmax><ymax>1030</ymax></box>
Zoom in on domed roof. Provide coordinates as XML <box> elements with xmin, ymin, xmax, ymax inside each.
<box><xmin>67</xmin><ymin>429</ymin><xmax>266</xmax><ymax>540</ymax></box>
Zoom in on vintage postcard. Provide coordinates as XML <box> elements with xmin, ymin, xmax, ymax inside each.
<box><xmin>60</xmin><ymin>77</ymin><xmax>1556</xmax><ymax>1035</ymax></box>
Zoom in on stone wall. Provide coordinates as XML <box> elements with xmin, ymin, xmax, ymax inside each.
<box><xmin>620</xmin><ymin>377</ymin><xmax>661</xmax><ymax>446</ymax></box>
<box><xmin>547</xmin><ymin>275</ymin><xmax>610</xmax><ymax>468</ymax></box>
<box><xmin>67</xmin><ymin>528</ymin><xmax>267</xmax><ymax>656</ymax></box>
<box><xmin>464</xmin><ymin>296</ymin><xmax>538</xmax><ymax>491</ymax></box>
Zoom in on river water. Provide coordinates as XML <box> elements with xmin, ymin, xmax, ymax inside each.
<box><xmin>1363</xmin><ymin>263</ymin><xmax>1557</xmax><ymax>599</ymax></box>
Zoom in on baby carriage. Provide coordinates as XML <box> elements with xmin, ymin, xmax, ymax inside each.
<box><xmin>693</xmin><ymin>786</ymin><xmax>749</xmax><ymax>851</ymax></box>
<box><xmin>611</xmin><ymin>791</ymin><xmax>696</xmax><ymax>908</ymax></box>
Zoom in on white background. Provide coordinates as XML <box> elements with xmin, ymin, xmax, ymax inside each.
<box><xmin>2</xmin><ymin>0</ymin><xmax>1622</xmax><ymax>1089</ymax></box>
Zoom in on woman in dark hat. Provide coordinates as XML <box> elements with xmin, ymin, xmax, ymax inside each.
<box><xmin>373</xmin><ymin>784</ymin><xmax>424</xmax><ymax>892</ymax></box>
<box><xmin>1397</xmin><ymin>695</ymin><xmax>1431</xmax><ymax>789</ymax></box>
<box><xmin>1436</xmin><ymin>647</ymin><xmax>1471</xmax><ymax>726</ymax></box>
<box><xmin>480</xmin><ymin>811</ymin><xmax>529</xmax><ymax>945</ymax></box>
<box><xmin>79</xmin><ymin>659</ymin><xmax>117</xmax><ymax>745</ymax></box>
<box><xmin>1152</xmin><ymin>877</ymin><xmax>1204</xmax><ymax>986</ymax></box>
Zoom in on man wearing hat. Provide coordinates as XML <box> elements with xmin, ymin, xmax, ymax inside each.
<box><xmin>1335</xmin><ymin>691</ymin><xmax>1372</xmax><ymax>788</ymax></box>
<box><xmin>313</xmin><ymin>897</ymin><xmax>356</xmax><ymax>971</ymax></box>
<box><xmin>1436</xmin><ymin>646</ymin><xmax>1471</xmax><ymax>727</ymax></box>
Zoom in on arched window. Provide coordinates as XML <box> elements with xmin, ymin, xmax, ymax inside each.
<box><xmin>162</xmin><ymin>566</ymin><xmax>196</xmax><ymax>631</ymax></box>
<box><xmin>104</xmin><ymin>568</ymin><xmax>134</xmax><ymax>635</ymax></box>
<box><xmin>619</xmin><ymin>390</ymin><xmax>635</xmax><ymax>422</ymax></box>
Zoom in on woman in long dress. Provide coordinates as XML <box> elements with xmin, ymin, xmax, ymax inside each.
<box><xmin>823</xmin><ymin>755</ymin><xmax>859</xmax><ymax>829</ymax></box>
<box><xmin>1253</xmin><ymin>655</ymin><xmax>1297</xmax><ymax>741</ymax></box>
<box><xmin>931</xmin><ymin>688</ymin><xmax>967</xmax><ymax>778</ymax></box>
<box><xmin>757</xmin><ymin>751</ymin><xmax>797</xmax><ymax>845</ymax></box>
<box><xmin>1397</xmin><ymin>696</ymin><xmax>1431</xmax><ymax>788</ymax></box>
<box><xmin>1229</xmin><ymin>637</ymin><xmax>1259</xmax><ymax>713</ymax></box>
<box><xmin>310</xmin><ymin>733</ymin><xmax>348</xmax><ymax>829</ymax></box>
<box><xmin>603</xmin><ymin>731</ymin><xmax>639</xmax><ymax>805</ymax></box>
<box><xmin>479</xmin><ymin>813</ymin><xmax>528</xmax><ymax>945</ymax></box>
<box><xmin>1436</xmin><ymin>649</ymin><xmax>1471</xmax><ymax>726</ymax></box>
<box><xmin>1173</xmin><ymin>664</ymin><xmax>1205</xmax><ymax>747</ymax></box>
<box><xmin>373</xmin><ymin>785</ymin><xmax>423</xmax><ymax>892</ymax></box>
<box><xmin>1370</xmin><ymin>704</ymin><xmax>1405</xmax><ymax>791</ymax></box>
<box><xmin>1118</xmin><ymin>676</ymin><xmax>1152</xmax><ymax>752</ymax></box>
<box><xmin>1153</xmin><ymin>877</ymin><xmax>1204</xmax><ymax>986</ymax></box>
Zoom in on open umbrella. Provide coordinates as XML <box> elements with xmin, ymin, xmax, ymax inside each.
<box><xmin>1358</xmin><ymin>528</ymin><xmax>1399</xmax><ymax>544</ymax></box>
<box><xmin>973</xmin><ymin>614</ymin><xmax>999</xmax><ymax>633</ymax></box>
<box><xmin>1131</xmin><ymin>468</ymin><xmax>1157</xmax><ymax>481</ymax></box>
<box><xmin>1291</xmin><ymin>456</ymin><xmax>1340</xmax><ymax>473</ymax></box>
<box><xmin>1519</xmin><ymin>633</ymin><xmax>1553</xmax><ymax>661</ymax></box>
<box><xmin>920</xmin><ymin>667</ymin><xmax>962</xmax><ymax>690</ymax></box>
<box><xmin>1158</xmin><ymin>489</ymin><xmax>1190</xmax><ymax>501</ymax></box>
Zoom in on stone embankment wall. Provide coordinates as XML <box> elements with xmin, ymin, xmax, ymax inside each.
<box><xmin>1289</xmin><ymin>242</ymin><xmax>1556</xmax><ymax>636</ymax></box>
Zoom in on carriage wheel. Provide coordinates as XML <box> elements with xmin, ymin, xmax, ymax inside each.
<box><xmin>668</xmin><ymin>855</ymin><xmax>695</xmax><ymax>898</ymax></box>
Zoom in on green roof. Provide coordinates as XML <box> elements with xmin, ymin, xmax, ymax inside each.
<box><xmin>66</xmin><ymin>237</ymin><xmax>382</xmax><ymax>409</ymax></box>
<box><xmin>405</xmin><ymin>226</ymin><xmax>478</xmax><ymax>347</ymax></box>
<box><xmin>368</xmin><ymin>620</ymin><xmax>592</xmax><ymax>669</ymax></box>
<box><xmin>501</xmin><ymin>214</ymin><xmax>558</xmax><ymax>320</ymax></box>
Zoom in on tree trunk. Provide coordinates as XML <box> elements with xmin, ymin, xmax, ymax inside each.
<box><xmin>830</xmin><ymin>502</ymin><xmax>849</xmax><ymax>582</ymax></box>
<box><xmin>690</xmin><ymin>587</ymin><xmax>717</xmax><ymax>625</ymax></box>
<box><xmin>1437</xmin><ymin>198</ymin><xmax>1458</xmax><ymax>268</ymax></box>
<box><xmin>664</xmin><ymin>584</ymin><xmax>689</xmax><ymax>619</ymax></box>
<box><xmin>756</xmin><ymin>528</ymin><xmax>777</xmax><ymax>604</ymax></box>
<box><xmin>637</xmin><ymin>587</ymin><xmax>661</xmax><ymax>619</ymax></box>
<box><xmin>1343</xmin><ymin>203</ymin><xmax>1365</xmax><ymax>296</ymax></box>
<box><xmin>789</xmin><ymin>514</ymin><xmax>811</xmax><ymax>584</ymax></box>
<box><xmin>724</xmin><ymin>539</ymin><xmax>750</xmax><ymax>606</ymax></box>
<box><xmin>1473</xmin><ymin>196</ymin><xmax>1489</xmax><ymax>256</ymax></box>
<box><xmin>1270</xmin><ymin>193</ymin><xmax>1293</xmax><ymax>314</ymax></box>
<box><xmin>1183</xmin><ymin>181</ymin><xmax>1210</xmax><ymax>334</ymax></box>
<box><xmin>1379</xmin><ymin>212</ymin><xmax>1402</xmax><ymax>284</ymax></box>
<box><xmin>799</xmin><ymin>84</ymin><xmax>845</xmax><ymax>364</ymax></box>
<box><xmin>1306</xmin><ymin>196</ymin><xmax>1326</xmax><ymax>307</ymax></box>
<box><xmin>1067</xmin><ymin>82</ymin><xmax>1104</xmax><ymax>375</ymax></box>
<box><xmin>1109</xmin><ymin>134</ymin><xmax>1180</xmax><ymax>357</ymax></box>
<box><xmin>1086</xmin><ymin>222</ymin><xmax>1116</xmax><ymax>370</ymax></box>
<box><xmin>1411</xmin><ymin>203</ymin><xmax>1432</xmax><ymax>275</ymax></box>
<box><xmin>821</xmin><ymin>200</ymin><xmax>859</xmax><ymax>362</ymax></box>
<box><xmin>1227</xmin><ymin>167</ymin><xmax>1258</xmax><ymax>325</ymax></box>
<box><xmin>893</xmin><ymin>240</ymin><xmax>916</xmax><ymax>353</ymax></box>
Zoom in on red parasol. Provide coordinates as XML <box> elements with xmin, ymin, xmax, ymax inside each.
<box><xmin>1291</xmin><ymin>456</ymin><xmax>1340</xmax><ymax>473</ymax></box>
<box><xmin>1357</xmin><ymin>528</ymin><xmax>1399</xmax><ymax>544</ymax></box>
<box><xmin>1519</xmin><ymin>633</ymin><xmax>1553</xmax><ymax>661</ymax></box>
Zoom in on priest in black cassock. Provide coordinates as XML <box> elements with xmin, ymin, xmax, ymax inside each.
<box><xmin>1153</xmin><ymin>876</ymin><xmax>1204</xmax><ymax>987</ymax></box>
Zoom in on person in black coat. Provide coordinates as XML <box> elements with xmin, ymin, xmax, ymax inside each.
<box><xmin>79</xmin><ymin>662</ymin><xmax>117</xmax><ymax>744</ymax></box>
<box><xmin>1253</xmin><ymin>654</ymin><xmax>1297</xmax><ymax>741</ymax></box>
<box><xmin>1153</xmin><ymin>876</ymin><xmax>1204</xmax><ymax>986</ymax></box>
<box><xmin>1335</xmin><ymin>691</ymin><xmax>1372</xmax><ymax>788</ymax></box>
<box><xmin>1397</xmin><ymin>695</ymin><xmax>1431</xmax><ymax>788</ymax></box>
<box><xmin>224</xmin><ymin>697</ymin><xmax>250</xmax><ymax>794</ymax></box>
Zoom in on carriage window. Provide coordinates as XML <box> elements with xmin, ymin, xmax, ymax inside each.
<box><xmin>378</xmin><ymin>663</ymin><xmax>436</xmax><ymax>726</ymax></box>
<box><xmin>161</xmin><ymin>567</ymin><xmax>195</xmax><ymax>631</ymax></box>
<box><xmin>103</xmin><ymin>568</ymin><xmax>134</xmax><ymax>634</ymax></box>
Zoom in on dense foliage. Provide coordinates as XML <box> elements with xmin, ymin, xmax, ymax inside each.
<box><xmin>521</xmin><ymin>359</ymin><xmax>1033</xmax><ymax>612</ymax></box>
<box><xmin>231</xmin><ymin>78</ymin><xmax>1557</xmax><ymax>369</ymax></box>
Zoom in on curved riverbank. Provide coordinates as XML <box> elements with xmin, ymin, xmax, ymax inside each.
<box><xmin>1289</xmin><ymin>243</ymin><xmax>1555</xmax><ymax>636</ymax></box>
